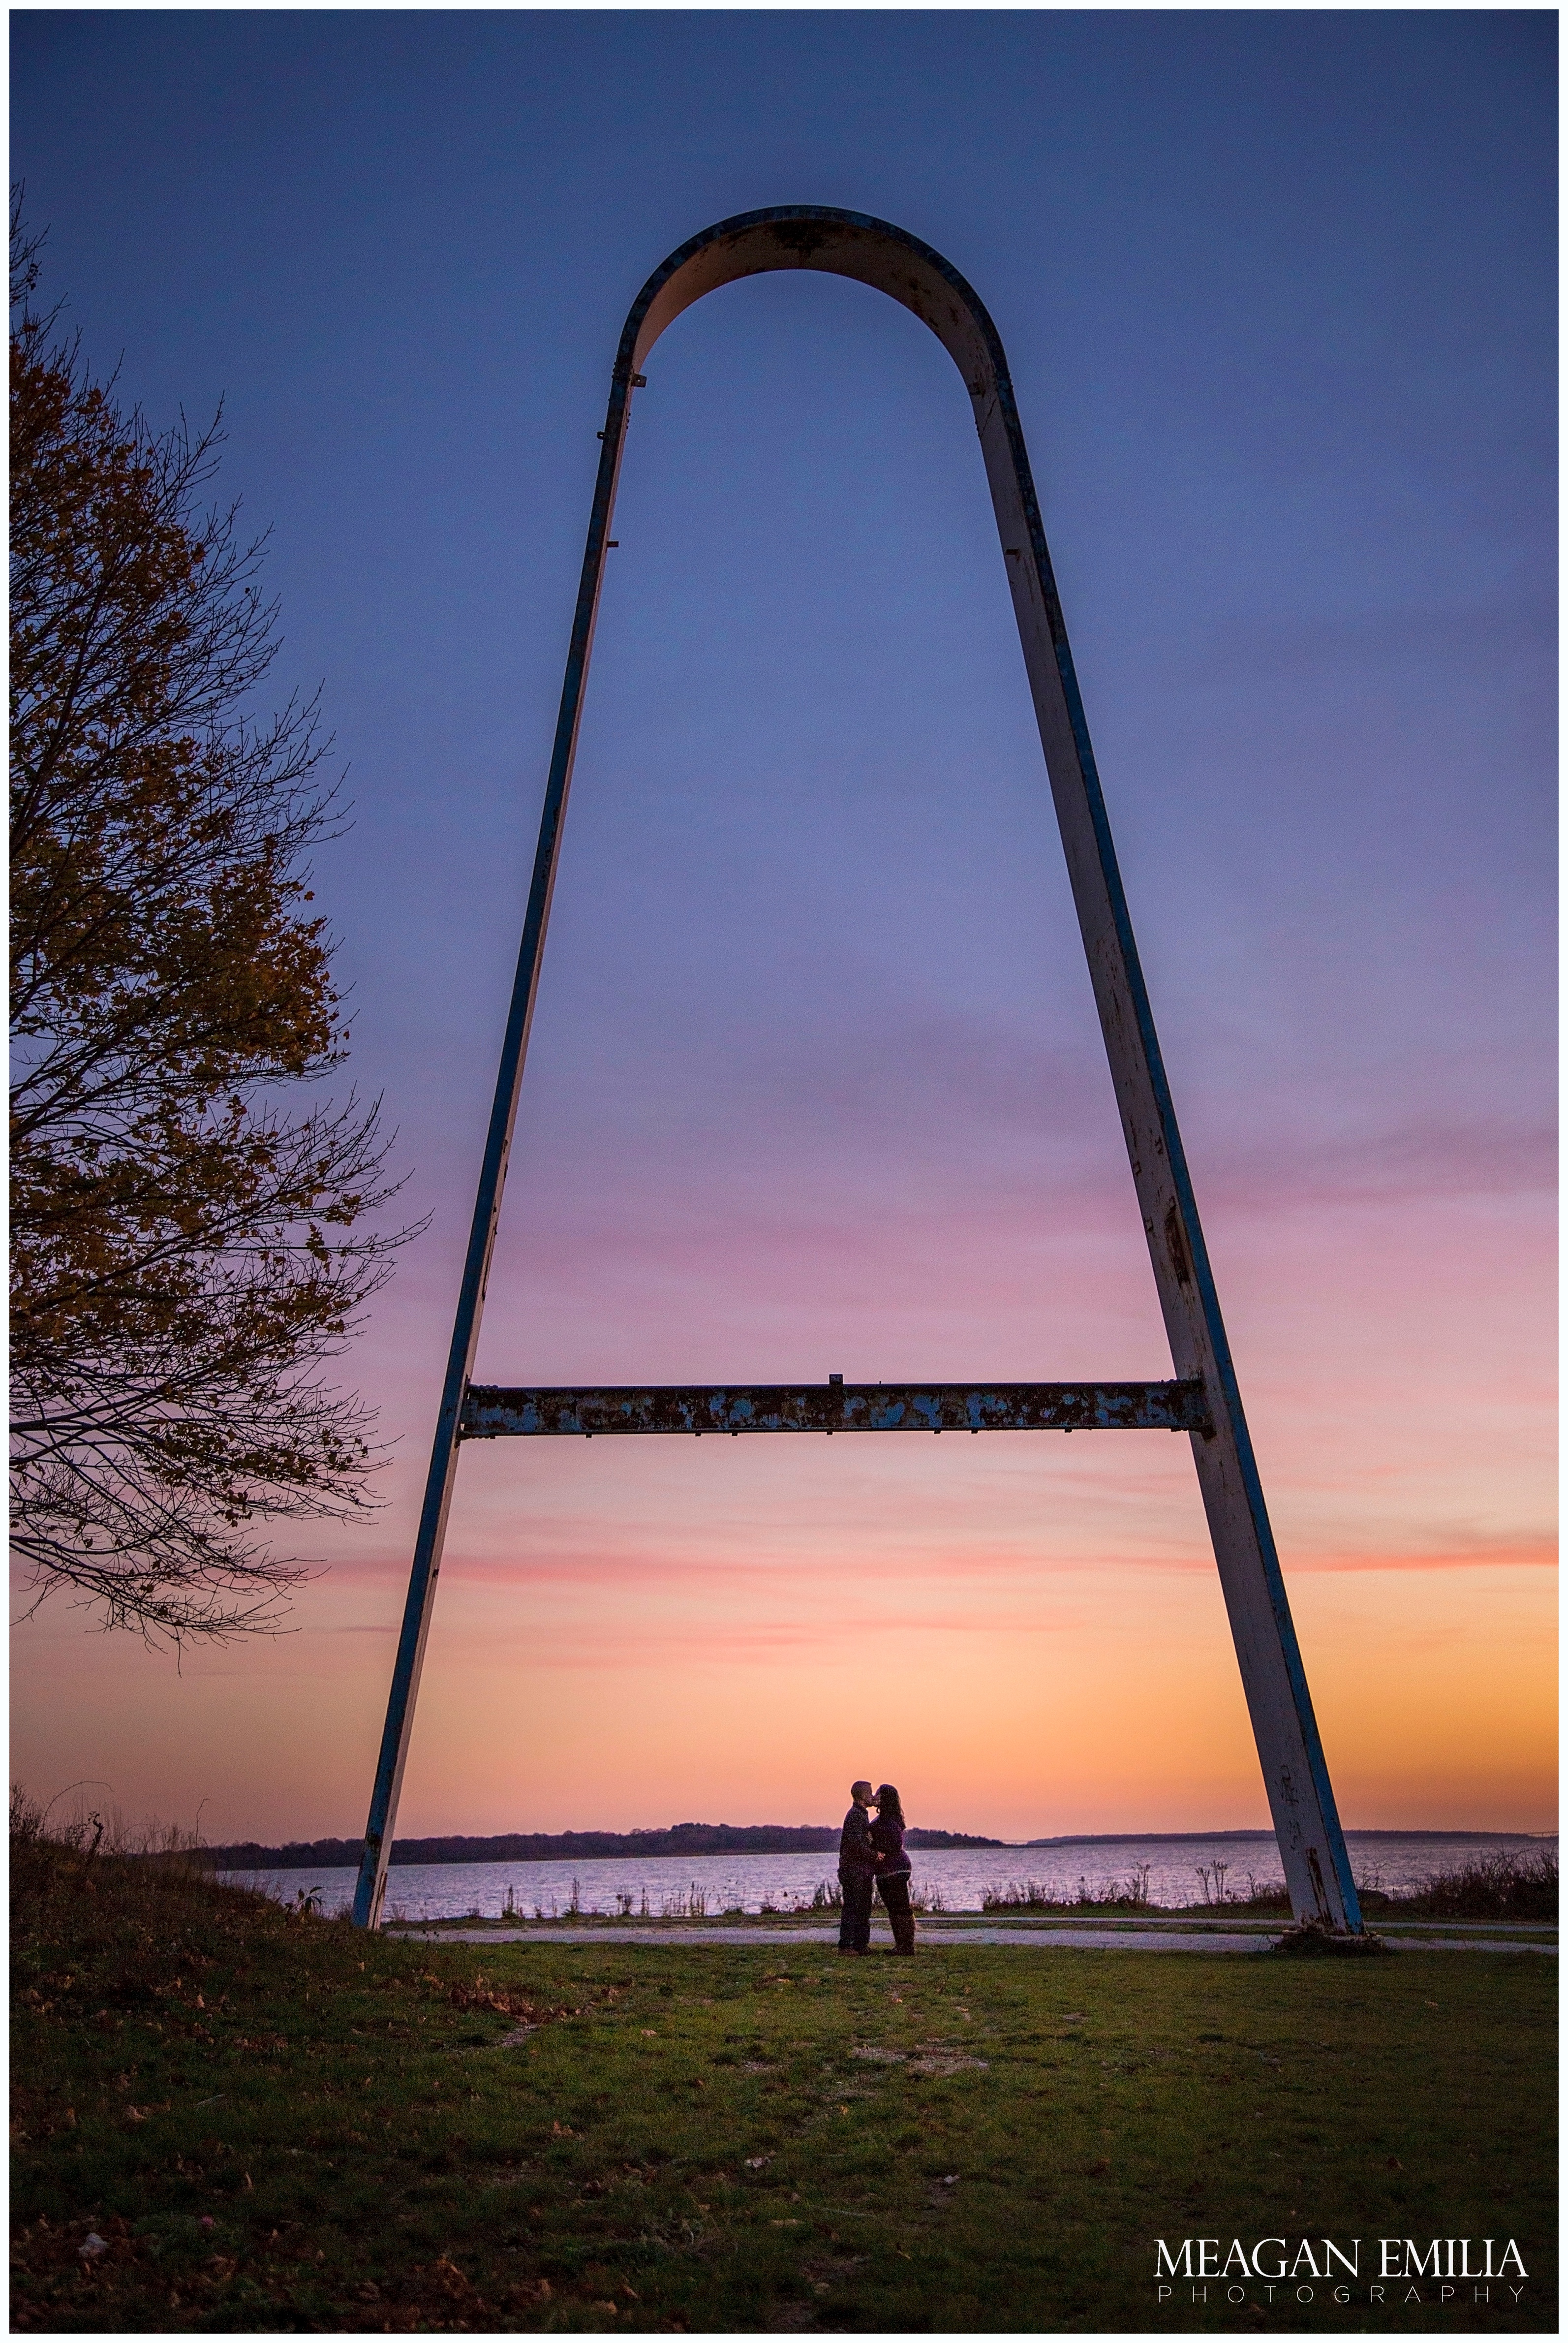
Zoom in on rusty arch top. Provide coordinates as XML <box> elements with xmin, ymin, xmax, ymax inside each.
<box><xmin>586</xmin><ymin>207</ymin><xmax>1098</xmax><ymax>844</ymax></box>
<box><xmin>347</xmin><ymin>206</ymin><xmax>1362</xmax><ymax>1939</ymax></box>
<box><xmin>617</xmin><ymin>205</ymin><xmax>1009</xmax><ymax>382</ymax></box>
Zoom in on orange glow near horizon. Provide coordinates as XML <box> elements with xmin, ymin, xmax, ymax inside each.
<box><xmin>10</xmin><ymin>1166</ymin><xmax>1557</xmax><ymax>1848</ymax></box>
<box><xmin>12</xmin><ymin>1489</ymin><xmax>1556</xmax><ymax>1846</ymax></box>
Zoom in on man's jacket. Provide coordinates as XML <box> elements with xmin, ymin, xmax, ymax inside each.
<box><xmin>838</xmin><ymin>1803</ymin><xmax>875</xmax><ymax>1880</ymax></box>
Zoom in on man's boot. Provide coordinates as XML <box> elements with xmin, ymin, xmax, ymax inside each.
<box><xmin>892</xmin><ymin>1908</ymin><xmax>916</xmax><ymax>1955</ymax></box>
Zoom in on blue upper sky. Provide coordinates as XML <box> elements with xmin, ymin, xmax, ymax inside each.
<box><xmin>13</xmin><ymin>0</ymin><xmax>1554</xmax><ymax>1411</ymax></box>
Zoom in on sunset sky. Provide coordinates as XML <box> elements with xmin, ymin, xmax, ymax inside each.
<box><xmin>11</xmin><ymin>11</ymin><xmax>1555</xmax><ymax>1848</ymax></box>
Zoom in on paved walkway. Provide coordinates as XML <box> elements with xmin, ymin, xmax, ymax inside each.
<box><xmin>390</xmin><ymin>1921</ymin><xmax>1555</xmax><ymax>1956</ymax></box>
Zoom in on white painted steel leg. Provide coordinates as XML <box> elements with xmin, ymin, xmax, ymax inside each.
<box><xmin>349</xmin><ymin>379</ymin><xmax>636</xmax><ymax>1930</ymax></box>
<box><xmin>972</xmin><ymin>378</ymin><xmax>1360</xmax><ymax>1930</ymax></box>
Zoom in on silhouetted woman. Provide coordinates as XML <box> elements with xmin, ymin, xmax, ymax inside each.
<box><xmin>870</xmin><ymin>1784</ymin><xmax>916</xmax><ymax>1954</ymax></box>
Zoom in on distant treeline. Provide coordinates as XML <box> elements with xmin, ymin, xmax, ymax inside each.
<box><xmin>202</xmin><ymin>1821</ymin><xmax>1007</xmax><ymax>1872</ymax></box>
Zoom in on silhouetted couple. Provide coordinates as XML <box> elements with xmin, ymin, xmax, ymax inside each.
<box><xmin>837</xmin><ymin>1780</ymin><xmax>915</xmax><ymax>1954</ymax></box>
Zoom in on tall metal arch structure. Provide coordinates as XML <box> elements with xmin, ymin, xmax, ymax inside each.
<box><xmin>351</xmin><ymin>207</ymin><xmax>1362</xmax><ymax>1937</ymax></box>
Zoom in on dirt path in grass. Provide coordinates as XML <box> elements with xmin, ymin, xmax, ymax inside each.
<box><xmin>388</xmin><ymin>1919</ymin><xmax>1557</xmax><ymax>1954</ymax></box>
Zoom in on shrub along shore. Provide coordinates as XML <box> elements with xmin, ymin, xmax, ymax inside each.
<box><xmin>977</xmin><ymin>1847</ymin><xmax>1558</xmax><ymax>1921</ymax></box>
<box><xmin>12</xmin><ymin>1814</ymin><xmax>1556</xmax><ymax>2333</ymax></box>
<box><xmin>324</xmin><ymin>1848</ymin><xmax>1560</xmax><ymax>1929</ymax></box>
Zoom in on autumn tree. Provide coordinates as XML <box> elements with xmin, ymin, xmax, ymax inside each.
<box><xmin>10</xmin><ymin>209</ymin><xmax>415</xmax><ymax>1640</ymax></box>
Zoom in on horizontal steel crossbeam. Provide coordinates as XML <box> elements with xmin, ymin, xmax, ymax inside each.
<box><xmin>460</xmin><ymin>1379</ymin><xmax>1211</xmax><ymax>1438</ymax></box>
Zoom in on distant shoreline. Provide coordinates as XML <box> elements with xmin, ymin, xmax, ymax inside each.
<box><xmin>202</xmin><ymin>1823</ymin><xmax>1555</xmax><ymax>1873</ymax></box>
<box><xmin>198</xmin><ymin>1822</ymin><xmax>1005</xmax><ymax>1870</ymax></box>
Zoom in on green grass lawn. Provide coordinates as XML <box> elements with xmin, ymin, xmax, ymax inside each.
<box><xmin>12</xmin><ymin>1840</ymin><xmax>1555</xmax><ymax>2333</ymax></box>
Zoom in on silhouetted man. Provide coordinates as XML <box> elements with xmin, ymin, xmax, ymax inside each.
<box><xmin>837</xmin><ymin>1779</ymin><xmax>877</xmax><ymax>1954</ymax></box>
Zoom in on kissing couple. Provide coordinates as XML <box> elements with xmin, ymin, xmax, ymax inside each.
<box><xmin>837</xmin><ymin>1780</ymin><xmax>915</xmax><ymax>1955</ymax></box>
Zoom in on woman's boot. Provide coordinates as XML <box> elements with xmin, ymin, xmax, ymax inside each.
<box><xmin>892</xmin><ymin>1908</ymin><xmax>916</xmax><ymax>1954</ymax></box>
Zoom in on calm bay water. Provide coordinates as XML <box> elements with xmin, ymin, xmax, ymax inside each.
<box><xmin>223</xmin><ymin>1831</ymin><xmax>1553</xmax><ymax>1923</ymax></box>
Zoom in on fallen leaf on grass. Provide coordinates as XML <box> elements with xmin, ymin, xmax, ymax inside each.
<box><xmin>507</xmin><ymin>2278</ymin><xmax>553</xmax><ymax>2306</ymax></box>
<box><xmin>450</xmin><ymin>1977</ymin><xmax>565</xmax><ymax>2022</ymax></box>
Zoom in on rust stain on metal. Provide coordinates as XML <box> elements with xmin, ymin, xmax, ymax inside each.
<box><xmin>1163</xmin><ymin>1200</ymin><xmax>1194</xmax><ymax>1291</ymax></box>
<box><xmin>766</xmin><ymin>219</ymin><xmax>836</xmax><ymax>261</ymax></box>
<box><xmin>1305</xmin><ymin>1846</ymin><xmax>1330</xmax><ymax>1918</ymax></box>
